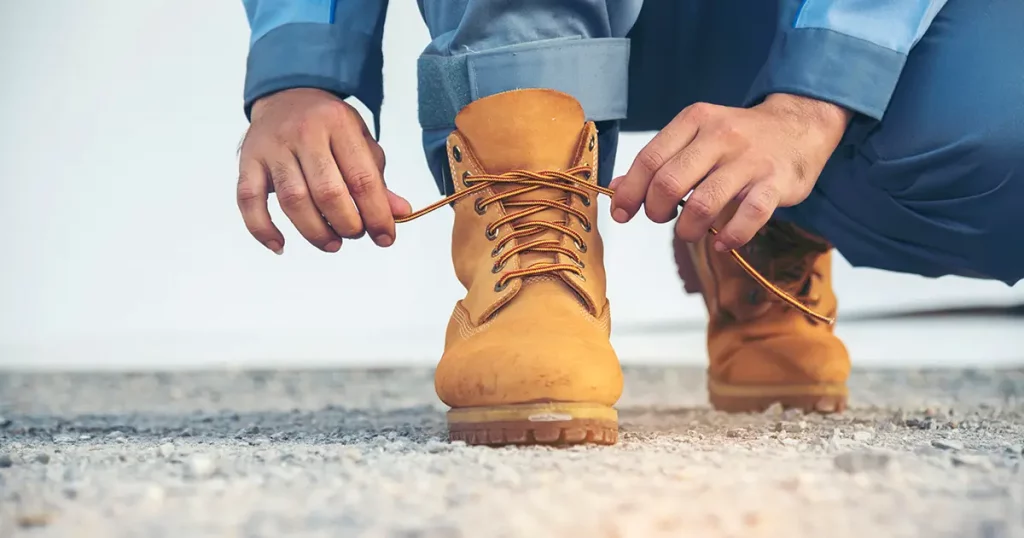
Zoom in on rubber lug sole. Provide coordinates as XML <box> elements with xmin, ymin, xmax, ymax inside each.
<box><xmin>447</xmin><ymin>402</ymin><xmax>618</xmax><ymax>446</ymax></box>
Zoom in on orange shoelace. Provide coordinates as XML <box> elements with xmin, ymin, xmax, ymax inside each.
<box><xmin>395</xmin><ymin>165</ymin><xmax>835</xmax><ymax>325</ymax></box>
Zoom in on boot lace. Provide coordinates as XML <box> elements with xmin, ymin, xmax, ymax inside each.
<box><xmin>396</xmin><ymin>167</ymin><xmax>835</xmax><ymax>325</ymax></box>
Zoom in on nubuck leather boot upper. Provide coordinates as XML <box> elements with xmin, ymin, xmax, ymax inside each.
<box><xmin>674</xmin><ymin>209</ymin><xmax>850</xmax><ymax>413</ymax></box>
<box><xmin>431</xmin><ymin>89</ymin><xmax>622</xmax><ymax>445</ymax></box>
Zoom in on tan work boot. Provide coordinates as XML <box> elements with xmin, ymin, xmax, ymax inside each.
<box><xmin>434</xmin><ymin>89</ymin><xmax>623</xmax><ymax>445</ymax></box>
<box><xmin>673</xmin><ymin>216</ymin><xmax>850</xmax><ymax>413</ymax></box>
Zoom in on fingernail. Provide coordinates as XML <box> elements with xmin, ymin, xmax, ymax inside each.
<box><xmin>374</xmin><ymin>234</ymin><xmax>393</xmax><ymax>247</ymax></box>
<box><xmin>713</xmin><ymin>241</ymin><xmax>728</xmax><ymax>252</ymax></box>
<box><xmin>324</xmin><ymin>240</ymin><xmax>342</xmax><ymax>252</ymax></box>
<box><xmin>612</xmin><ymin>208</ymin><xmax>629</xmax><ymax>223</ymax></box>
<box><xmin>266</xmin><ymin>241</ymin><xmax>284</xmax><ymax>255</ymax></box>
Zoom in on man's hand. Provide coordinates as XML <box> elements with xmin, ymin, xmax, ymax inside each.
<box><xmin>237</xmin><ymin>88</ymin><xmax>411</xmax><ymax>254</ymax></box>
<box><xmin>610</xmin><ymin>94</ymin><xmax>852</xmax><ymax>251</ymax></box>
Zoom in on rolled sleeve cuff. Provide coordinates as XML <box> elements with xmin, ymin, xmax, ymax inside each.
<box><xmin>243</xmin><ymin>22</ymin><xmax>382</xmax><ymax>127</ymax></box>
<box><xmin>417</xmin><ymin>37</ymin><xmax>631</xmax><ymax>130</ymax></box>
<box><xmin>745</xmin><ymin>27</ymin><xmax>906</xmax><ymax>121</ymax></box>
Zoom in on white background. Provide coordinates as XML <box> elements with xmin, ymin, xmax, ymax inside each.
<box><xmin>1</xmin><ymin>1</ymin><xmax>1021</xmax><ymax>370</ymax></box>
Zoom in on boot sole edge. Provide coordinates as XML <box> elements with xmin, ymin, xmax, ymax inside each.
<box><xmin>708</xmin><ymin>379</ymin><xmax>848</xmax><ymax>414</ymax></box>
<box><xmin>447</xmin><ymin>402</ymin><xmax>618</xmax><ymax>446</ymax></box>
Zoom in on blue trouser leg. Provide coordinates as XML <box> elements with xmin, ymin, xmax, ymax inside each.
<box><xmin>415</xmin><ymin>0</ymin><xmax>644</xmax><ymax>195</ymax></box>
<box><xmin>773</xmin><ymin>0</ymin><xmax>1024</xmax><ymax>285</ymax></box>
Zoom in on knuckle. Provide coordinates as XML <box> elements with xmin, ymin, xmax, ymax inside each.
<box><xmin>236</xmin><ymin>185</ymin><xmax>264</xmax><ymax>206</ymax></box>
<box><xmin>685</xmin><ymin>102</ymin><xmax>714</xmax><ymax>122</ymax></box>
<box><xmin>684</xmin><ymin>195</ymin><xmax>716</xmax><ymax>222</ymax></box>
<box><xmin>345</xmin><ymin>170</ymin><xmax>380</xmax><ymax>197</ymax></box>
<box><xmin>711</xmin><ymin>123</ymin><xmax>747</xmax><ymax>147</ymax></box>
<box><xmin>637</xmin><ymin>148</ymin><xmax>667</xmax><ymax>175</ymax></box>
<box><xmin>652</xmin><ymin>170</ymin><xmax>686</xmax><ymax>199</ymax></box>
<box><xmin>275</xmin><ymin>182</ymin><xmax>308</xmax><ymax>209</ymax></box>
<box><xmin>747</xmin><ymin>187</ymin><xmax>779</xmax><ymax>218</ymax></box>
<box><xmin>311</xmin><ymin>182</ymin><xmax>348</xmax><ymax>205</ymax></box>
<box><xmin>236</xmin><ymin>172</ymin><xmax>263</xmax><ymax>203</ymax></box>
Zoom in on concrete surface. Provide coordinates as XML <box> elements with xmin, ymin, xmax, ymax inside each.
<box><xmin>1</xmin><ymin>367</ymin><xmax>1022</xmax><ymax>538</ymax></box>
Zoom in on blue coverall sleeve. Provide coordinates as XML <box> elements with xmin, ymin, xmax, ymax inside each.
<box><xmin>746</xmin><ymin>0</ymin><xmax>948</xmax><ymax>120</ymax></box>
<box><xmin>241</xmin><ymin>0</ymin><xmax>389</xmax><ymax>130</ymax></box>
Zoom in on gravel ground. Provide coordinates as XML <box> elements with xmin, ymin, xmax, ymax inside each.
<box><xmin>1</xmin><ymin>367</ymin><xmax>1023</xmax><ymax>538</ymax></box>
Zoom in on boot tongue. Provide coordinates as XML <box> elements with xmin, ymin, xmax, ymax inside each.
<box><xmin>454</xmin><ymin>89</ymin><xmax>585</xmax><ymax>173</ymax></box>
<box><xmin>454</xmin><ymin>90</ymin><xmax>588</xmax><ymax>285</ymax></box>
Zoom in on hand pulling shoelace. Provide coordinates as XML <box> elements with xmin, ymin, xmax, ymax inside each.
<box><xmin>395</xmin><ymin>165</ymin><xmax>835</xmax><ymax>326</ymax></box>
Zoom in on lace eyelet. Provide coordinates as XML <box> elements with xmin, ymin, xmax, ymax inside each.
<box><xmin>581</xmin><ymin>196</ymin><xmax>591</xmax><ymax>207</ymax></box>
<box><xmin>581</xmin><ymin>220</ymin><xmax>592</xmax><ymax>232</ymax></box>
<box><xmin>574</xmin><ymin>239</ymin><xmax>588</xmax><ymax>253</ymax></box>
<box><xmin>581</xmin><ymin>168</ymin><xmax>592</xmax><ymax>180</ymax></box>
<box><xmin>490</xmin><ymin>244</ymin><xmax>504</xmax><ymax>257</ymax></box>
<box><xmin>474</xmin><ymin>197</ymin><xmax>486</xmax><ymax>215</ymax></box>
<box><xmin>452</xmin><ymin>145</ymin><xmax>462</xmax><ymax>163</ymax></box>
<box><xmin>485</xmin><ymin>227</ymin><xmax>499</xmax><ymax>241</ymax></box>
<box><xmin>576</xmin><ymin>272</ymin><xmax>587</xmax><ymax>282</ymax></box>
<box><xmin>494</xmin><ymin>280</ymin><xmax>508</xmax><ymax>292</ymax></box>
<box><xmin>574</xmin><ymin>258</ymin><xmax>586</xmax><ymax>269</ymax></box>
<box><xmin>462</xmin><ymin>170</ymin><xmax>471</xmax><ymax>187</ymax></box>
<box><xmin>588</xmin><ymin>135</ymin><xmax>595</xmax><ymax>152</ymax></box>
<box><xmin>491</xmin><ymin>261</ymin><xmax>506</xmax><ymax>274</ymax></box>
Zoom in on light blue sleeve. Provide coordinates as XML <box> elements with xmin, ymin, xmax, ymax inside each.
<box><xmin>746</xmin><ymin>0</ymin><xmax>948</xmax><ymax>120</ymax></box>
<box><xmin>241</xmin><ymin>0</ymin><xmax>389</xmax><ymax>134</ymax></box>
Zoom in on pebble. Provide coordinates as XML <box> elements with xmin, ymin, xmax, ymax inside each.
<box><xmin>952</xmin><ymin>454</ymin><xmax>993</xmax><ymax>470</ymax></box>
<box><xmin>53</xmin><ymin>434</ymin><xmax>75</xmax><ymax>444</ymax></box>
<box><xmin>763</xmin><ymin>403</ymin><xmax>785</xmax><ymax>416</ymax></box>
<box><xmin>852</xmin><ymin>431</ymin><xmax>874</xmax><ymax>443</ymax></box>
<box><xmin>184</xmin><ymin>455</ymin><xmax>218</xmax><ymax>479</ymax></box>
<box><xmin>159</xmin><ymin>443</ymin><xmax>175</xmax><ymax>458</ymax></box>
<box><xmin>834</xmin><ymin>451</ymin><xmax>891</xmax><ymax>473</ymax></box>
<box><xmin>34</xmin><ymin>453</ymin><xmax>51</xmax><ymax>464</ymax></box>
<box><xmin>726</xmin><ymin>429</ymin><xmax>744</xmax><ymax>438</ymax></box>
<box><xmin>931</xmin><ymin>439</ymin><xmax>964</xmax><ymax>451</ymax></box>
<box><xmin>0</xmin><ymin>454</ymin><xmax>13</xmax><ymax>468</ymax></box>
<box><xmin>424</xmin><ymin>440</ymin><xmax>450</xmax><ymax>453</ymax></box>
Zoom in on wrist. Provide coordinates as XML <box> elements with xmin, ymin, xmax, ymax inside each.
<box><xmin>761</xmin><ymin>93</ymin><xmax>853</xmax><ymax>140</ymax></box>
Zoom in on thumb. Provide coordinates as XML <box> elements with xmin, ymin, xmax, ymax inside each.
<box><xmin>387</xmin><ymin>190</ymin><xmax>413</xmax><ymax>218</ymax></box>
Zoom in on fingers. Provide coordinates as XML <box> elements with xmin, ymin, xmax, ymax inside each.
<box><xmin>296</xmin><ymin>145</ymin><xmax>364</xmax><ymax>241</ymax></box>
<box><xmin>268</xmin><ymin>150</ymin><xmax>343</xmax><ymax>253</ymax></box>
<box><xmin>237</xmin><ymin>156</ymin><xmax>285</xmax><ymax>254</ymax></box>
<box><xmin>331</xmin><ymin>128</ymin><xmax>395</xmax><ymax>247</ymax></box>
<box><xmin>610</xmin><ymin>102</ymin><xmax>712</xmax><ymax>222</ymax></box>
<box><xmin>368</xmin><ymin>139</ymin><xmax>412</xmax><ymax>218</ymax></box>
<box><xmin>714</xmin><ymin>180</ymin><xmax>781</xmax><ymax>251</ymax></box>
<box><xmin>643</xmin><ymin>133</ymin><xmax>721</xmax><ymax>224</ymax></box>
<box><xmin>673</xmin><ymin>161</ymin><xmax>756</xmax><ymax>243</ymax></box>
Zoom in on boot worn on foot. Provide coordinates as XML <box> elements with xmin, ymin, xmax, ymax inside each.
<box><xmin>674</xmin><ymin>218</ymin><xmax>850</xmax><ymax>413</ymax></box>
<box><xmin>430</xmin><ymin>89</ymin><xmax>622</xmax><ymax>445</ymax></box>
